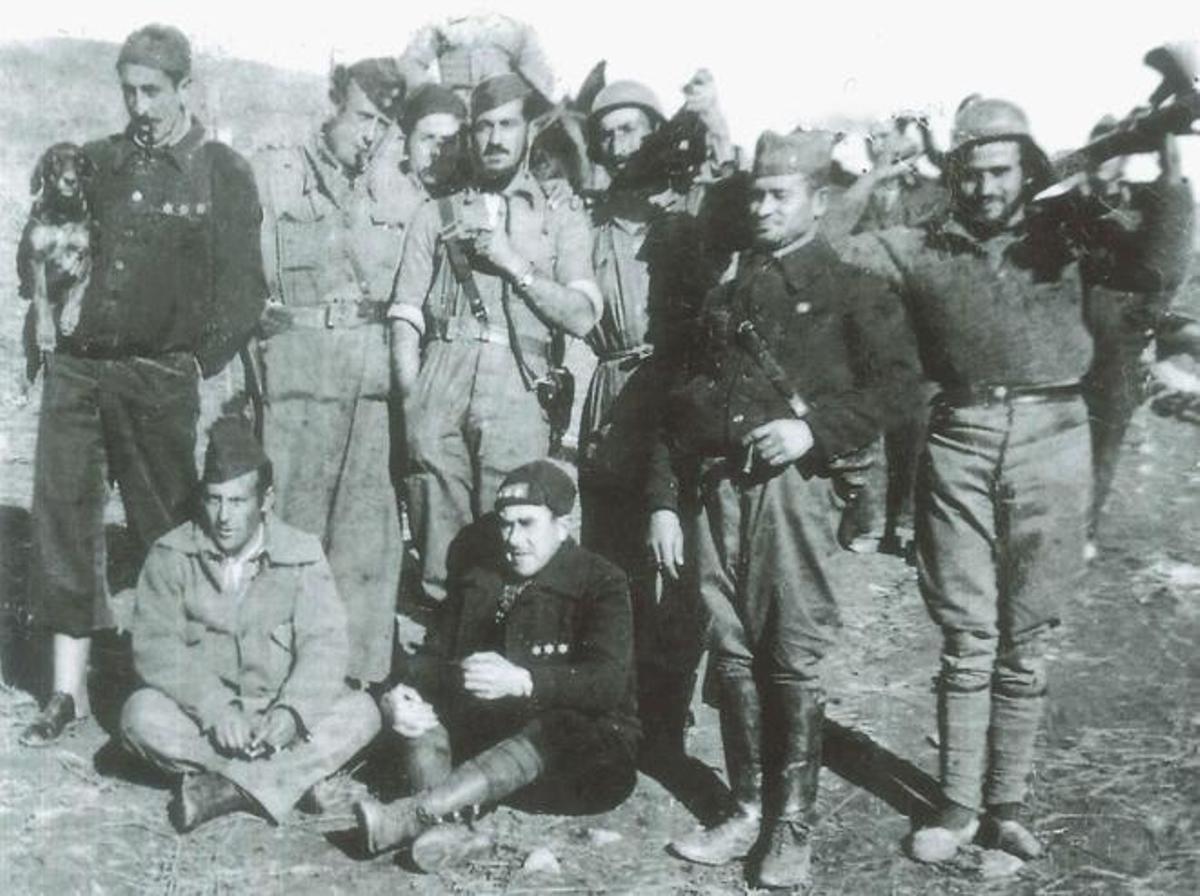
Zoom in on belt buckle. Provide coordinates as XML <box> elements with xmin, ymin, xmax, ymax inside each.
<box><xmin>324</xmin><ymin>302</ymin><xmax>360</xmax><ymax>329</ymax></box>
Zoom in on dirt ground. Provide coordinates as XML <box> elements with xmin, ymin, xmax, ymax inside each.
<box><xmin>2</xmin><ymin>338</ymin><xmax>1199</xmax><ymax>896</ymax></box>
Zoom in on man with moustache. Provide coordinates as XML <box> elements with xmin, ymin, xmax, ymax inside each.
<box><xmin>355</xmin><ymin>460</ymin><xmax>637</xmax><ymax>871</ymax></box>
<box><xmin>121</xmin><ymin>418</ymin><xmax>380</xmax><ymax>832</ymax></box>
<box><xmin>253</xmin><ymin>58</ymin><xmax>413</xmax><ymax>687</ymax></box>
<box><xmin>838</xmin><ymin>98</ymin><xmax>1193</xmax><ymax>864</ymax></box>
<box><xmin>650</xmin><ymin>131</ymin><xmax>920</xmax><ymax>889</ymax></box>
<box><xmin>389</xmin><ymin>72</ymin><xmax>600</xmax><ymax>611</ymax></box>
<box><xmin>20</xmin><ymin>24</ymin><xmax>265</xmax><ymax>746</ymax></box>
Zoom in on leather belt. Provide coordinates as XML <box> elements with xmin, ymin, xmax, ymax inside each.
<box><xmin>60</xmin><ymin>341</ymin><xmax>189</xmax><ymax>363</ymax></box>
<box><xmin>280</xmin><ymin>300</ymin><xmax>388</xmax><ymax>329</ymax></box>
<box><xmin>936</xmin><ymin>382</ymin><xmax>1082</xmax><ymax>407</ymax></box>
<box><xmin>441</xmin><ymin>316</ymin><xmax>551</xmax><ymax>359</ymax></box>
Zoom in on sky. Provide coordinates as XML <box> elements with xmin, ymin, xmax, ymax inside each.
<box><xmin>5</xmin><ymin>0</ymin><xmax>1199</xmax><ymax>166</ymax></box>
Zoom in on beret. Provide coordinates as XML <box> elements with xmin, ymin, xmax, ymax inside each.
<box><xmin>117</xmin><ymin>24</ymin><xmax>191</xmax><ymax>80</ymax></box>
<box><xmin>495</xmin><ymin>460</ymin><xmax>576</xmax><ymax>517</ymax></box>
<box><xmin>402</xmin><ymin>83</ymin><xmax>467</xmax><ymax>134</ymax></box>
<box><xmin>345</xmin><ymin>57</ymin><xmax>407</xmax><ymax>121</ymax></box>
<box><xmin>589</xmin><ymin>80</ymin><xmax>664</xmax><ymax>126</ymax></box>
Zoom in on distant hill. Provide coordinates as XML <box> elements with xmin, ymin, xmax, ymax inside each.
<box><xmin>0</xmin><ymin>37</ymin><xmax>327</xmax><ymax>266</ymax></box>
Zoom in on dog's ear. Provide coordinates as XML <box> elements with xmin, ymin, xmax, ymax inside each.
<box><xmin>75</xmin><ymin>150</ymin><xmax>97</xmax><ymax>182</ymax></box>
<box><xmin>29</xmin><ymin>149</ymin><xmax>51</xmax><ymax>196</ymax></box>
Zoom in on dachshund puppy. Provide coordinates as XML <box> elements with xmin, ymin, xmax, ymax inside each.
<box><xmin>17</xmin><ymin>142</ymin><xmax>94</xmax><ymax>380</ymax></box>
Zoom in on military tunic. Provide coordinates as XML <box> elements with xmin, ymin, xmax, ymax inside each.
<box><xmin>254</xmin><ymin>135</ymin><xmax>425</xmax><ymax>683</ymax></box>
<box><xmin>400</xmin><ymin>521</ymin><xmax>637</xmax><ymax>813</ymax></box>
<box><xmin>390</xmin><ymin>169</ymin><xmax>599</xmax><ymax>605</ymax></box>
<box><xmin>29</xmin><ymin>121</ymin><xmax>265</xmax><ymax>635</ymax></box>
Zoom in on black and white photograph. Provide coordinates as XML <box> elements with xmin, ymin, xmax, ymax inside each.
<box><xmin>1</xmin><ymin>1</ymin><xmax>1198</xmax><ymax>892</ymax></box>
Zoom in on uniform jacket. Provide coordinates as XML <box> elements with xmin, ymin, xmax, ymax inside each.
<box><xmin>72</xmin><ymin>121</ymin><xmax>265</xmax><ymax>376</ymax></box>
<box><xmin>254</xmin><ymin>135</ymin><xmax>426</xmax><ymax>401</ymax></box>
<box><xmin>426</xmin><ymin>520</ymin><xmax>639</xmax><ymax>752</ymax></box>
<box><xmin>131</xmin><ymin>514</ymin><xmax>349</xmax><ymax>732</ymax></box>
<box><xmin>836</xmin><ymin>179</ymin><xmax>1194</xmax><ymax>389</ymax></box>
<box><xmin>647</xmin><ymin>235</ymin><xmax>921</xmax><ymax>512</ymax></box>
<box><xmin>389</xmin><ymin>169</ymin><xmax>600</xmax><ymax>381</ymax></box>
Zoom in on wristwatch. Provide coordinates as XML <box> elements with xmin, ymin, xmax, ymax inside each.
<box><xmin>515</xmin><ymin>261</ymin><xmax>536</xmax><ymax>291</ymax></box>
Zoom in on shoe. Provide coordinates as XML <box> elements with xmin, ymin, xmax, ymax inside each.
<box><xmin>169</xmin><ymin>772</ymin><xmax>256</xmax><ymax>833</ymax></box>
<box><xmin>979</xmin><ymin>816</ymin><xmax>1043</xmax><ymax>860</ymax></box>
<box><xmin>298</xmin><ymin>774</ymin><xmax>368</xmax><ymax>815</ymax></box>
<box><xmin>907</xmin><ymin>817</ymin><xmax>980</xmax><ymax>864</ymax></box>
<box><xmin>755</xmin><ymin>818</ymin><xmax>813</xmax><ymax>889</ymax></box>
<box><xmin>356</xmin><ymin>796</ymin><xmax>426</xmax><ymax>856</ymax></box>
<box><xmin>410</xmin><ymin>823</ymin><xmax>494</xmax><ymax>872</ymax></box>
<box><xmin>670</xmin><ymin>808</ymin><xmax>762</xmax><ymax>866</ymax></box>
<box><xmin>19</xmin><ymin>692</ymin><xmax>78</xmax><ymax>747</ymax></box>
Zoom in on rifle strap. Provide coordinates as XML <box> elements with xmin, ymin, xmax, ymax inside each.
<box><xmin>437</xmin><ymin>198</ymin><xmax>488</xmax><ymax>325</ymax></box>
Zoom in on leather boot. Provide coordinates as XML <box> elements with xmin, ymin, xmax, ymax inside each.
<box><xmin>670</xmin><ymin>673</ymin><xmax>763</xmax><ymax>866</ymax></box>
<box><xmin>356</xmin><ymin>733</ymin><xmax>544</xmax><ymax>856</ymax></box>
<box><xmin>169</xmin><ymin>772</ymin><xmax>257</xmax><ymax>833</ymax></box>
<box><xmin>403</xmin><ymin>726</ymin><xmax>453</xmax><ymax>792</ymax></box>
<box><xmin>755</xmin><ymin>685</ymin><xmax>823</xmax><ymax>889</ymax></box>
<box><xmin>637</xmin><ymin>664</ymin><xmax>696</xmax><ymax>773</ymax></box>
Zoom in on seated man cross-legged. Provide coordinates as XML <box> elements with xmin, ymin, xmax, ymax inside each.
<box><xmin>357</xmin><ymin>460</ymin><xmax>638</xmax><ymax>870</ymax></box>
<box><xmin>120</xmin><ymin>417</ymin><xmax>381</xmax><ymax>832</ymax></box>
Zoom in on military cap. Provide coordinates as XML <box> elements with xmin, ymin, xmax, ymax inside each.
<box><xmin>495</xmin><ymin>460</ymin><xmax>576</xmax><ymax>517</ymax></box>
<box><xmin>752</xmin><ymin>129</ymin><xmax>836</xmax><ymax>179</ymax></box>
<box><xmin>402</xmin><ymin>83</ymin><xmax>467</xmax><ymax>134</ymax></box>
<box><xmin>117</xmin><ymin>24</ymin><xmax>192</xmax><ymax>81</ymax></box>
<box><xmin>1089</xmin><ymin>114</ymin><xmax>1121</xmax><ymax>142</ymax></box>
<box><xmin>344</xmin><ymin>57</ymin><xmax>407</xmax><ymax>121</ymax></box>
<box><xmin>589</xmin><ymin>80</ymin><xmax>664</xmax><ymax>126</ymax></box>
<box><xmin>470</xmin><ymin>72</ymin><xmax>551</xmax><ymax>121</ymax></box>
<box><xmin>203</xmin><ymin>417</ymin><xmax>270</xmax><ymax>485</ymax></box>
<box><xmin>947</xmin><ymin>96</ymin><xmax>1052</xmax><ymax>186</ymax></box>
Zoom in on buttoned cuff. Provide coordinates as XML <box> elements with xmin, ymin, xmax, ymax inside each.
<box><xmin>567</xmin><ymin>279</ymin><xmax>604</xmax><ymax>325</ymax></box>
<box><xmin>387</xmin><ymin>303</ymin><xmax>426</xmax><ymax>336</ymax></box>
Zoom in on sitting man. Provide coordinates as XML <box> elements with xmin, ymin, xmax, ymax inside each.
<box><xmin>355</xmin><ymin>460</ymin><xmax>638</xmax><ymax>870</ymax></box>
<box><xmin>120</xmin><ymin>417</ymin><xmax>381</xmax><ymax>832</ymax></box>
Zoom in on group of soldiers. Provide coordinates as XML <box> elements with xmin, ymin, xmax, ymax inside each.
<box><xmin>15</xmin><ymin>18</ymin><xmax>1198</xmax><ymax>890</ymax></box>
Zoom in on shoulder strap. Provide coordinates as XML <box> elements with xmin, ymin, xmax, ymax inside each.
<box><xmin>437</xmin><ymin>197</ymin><xmax>488</xmax><ymax>324</ymax></box>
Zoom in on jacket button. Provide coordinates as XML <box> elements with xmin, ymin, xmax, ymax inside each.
<box><xmin>732</xmin><ymin>413</ymin><xmax>745</xmax><ymax>424</ymax></box>
<box><xmin>531</xmin><ymin>645</ymin><xmax>542</xmax><ymax>656</ymax></box>
<box><xmin>113</xmin><ymin>260</ymin><xmax>125</xmax><ymax>272</ymax></box>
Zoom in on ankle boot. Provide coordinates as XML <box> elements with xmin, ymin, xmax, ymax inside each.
<box><xmin>755</xmin><ymin>685</ymin><xmax>823</xmax><ymax>889</ymax></box>
<box><xmin>357</xmin><ymin>733</ymin><xmax>544</xmax><ymax>855</ymax></box>
<box><xmin>670</xmin><ymin>673</ymin><xmax>764</xmax><ymax>866</ymax></box>
<box><xmin>169</xmin><ymin>772</ymin><xmax>257</xmax><ymax>833</ymax></box>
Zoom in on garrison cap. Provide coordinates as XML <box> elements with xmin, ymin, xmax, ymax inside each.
<box><xmin>752</xmin><ymin>129</ymin><xmax>836</xmax><ymax>179</ymax></box>
<box><xmin>470</xmin><ymin>72</ymin><xmax>551</xmax><ymax>121</ymax></box>
<box><xmin>589</xmin><ymin>80</ymin><xmax>664</xmax><ymax>126</ymax></box>
<box><xmin>495</xmin><ymin>460</ymin><xmax>576</xmax><ymax>517</ymax></box>
<box><xmin>117</xmin><ymin>24</ymin><xmax>192</xmax><ymax>81</ymax></box>
<box><xmin>203</xmin><ymin>417</ymin><xmax>270</xmax><ymax>485</ymax></box>
<box><xmin>402</xmin><ymin>83</ymin><xmax>467</xmax><ymax>134</ymax></box>
<box><xmin>345</xmin><ymin>57</ymin><xmax>407</xmax><ymax>121</ymax></box>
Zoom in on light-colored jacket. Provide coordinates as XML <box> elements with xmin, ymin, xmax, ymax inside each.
<box><xmin>131</xmin><ymin>514</ymin><xmax>349</xmax><ymax>733</ymax></box>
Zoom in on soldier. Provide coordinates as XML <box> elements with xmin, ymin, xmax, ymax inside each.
<box><xmin>578</xmin><ymin>78</ymin><xmax>734</xmax><ymax>772</ymax></box>
<box><xmin>837</xmin><ymin>98</ymin><xmax>1193</xmax><ymax>863</ymax></box>
<box><xmin>121</xmin><ymin>418</ymin><xmax>381</xmax><ymax>832</ymax></box>
<box><xmin>1076</xmin><ymin>121</ymin><xmax>1194</xmax><ymax>550</ymax></box>
<box><xmin>355</xmin><ymin>460</ymin><xmax>637</xmax><ymax>871</ymax></box>
<box><xmin>20</xmin><ymin>24</ymin><xmax>265</xmax><ymax>746</ymax></box>
<box><xmin>389</xmin><ymin>72</ymin><xmax>600</xmax><ymax>611</ymax></box>
<box><xmin>253</xmin><ymin>58</ymin><xmax>415</xmax><ymax>687</ymax></box>
<box><xmin>649</xmin><ymin>131</ymin><xmax>920</xmax><ymax>889</ymax></box>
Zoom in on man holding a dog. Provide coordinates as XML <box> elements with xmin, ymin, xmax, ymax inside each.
<box><xmin>21</xmin><ymin>24</ymin><xmax>265</xmax><ymax>746</ymax></box>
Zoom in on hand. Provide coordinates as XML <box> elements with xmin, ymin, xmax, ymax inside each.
<box><xmin>682</xmin><ymin>69</ymin><xmax>719</xmax><ymax>120</ymax></box>
<box><xmin>466</xmin><ymin>225</ymin><xmax>524</xmax><ymax>280</ymax></box>
<box><xmin>210</xmin><ymin>703</ymin><xmax>253</xmax><ymax>756</ymax></box>
<box><xmin>251</xmin><ymin>707</ymin><xmax>299</xmax><ymax>752</ymax></box>
<box><xmin>34</xmin><ymin>310</ymin><xmax>57</xmax><ymax>353</ymax></box>
<box><xmin>461</xmin><ymin>652</ymin><xmax>533</xmax><ymax>701</ymax></box>
<box><xmin>647</xmin><ymin>509</ymin><xmax>685</xmax><ymax>581</ymax></box>
<box><xmin>394</xmin><ymin>612</ymin><xmax>427</xmax><ymax>656</ymax></box>
<box><xmin>259</xmin><ymin>301</ymin><xmax>292</xmax><ymax>339</ymax></box>
<box><xmin>380</xmin><ymin>683</ymin><xmax>441</xmax><ymax>737</ymax></box>
<box><xmin>743</xmin><ymin>419</ymin><xmax>815</xmax><ymax>467</ymax></box>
